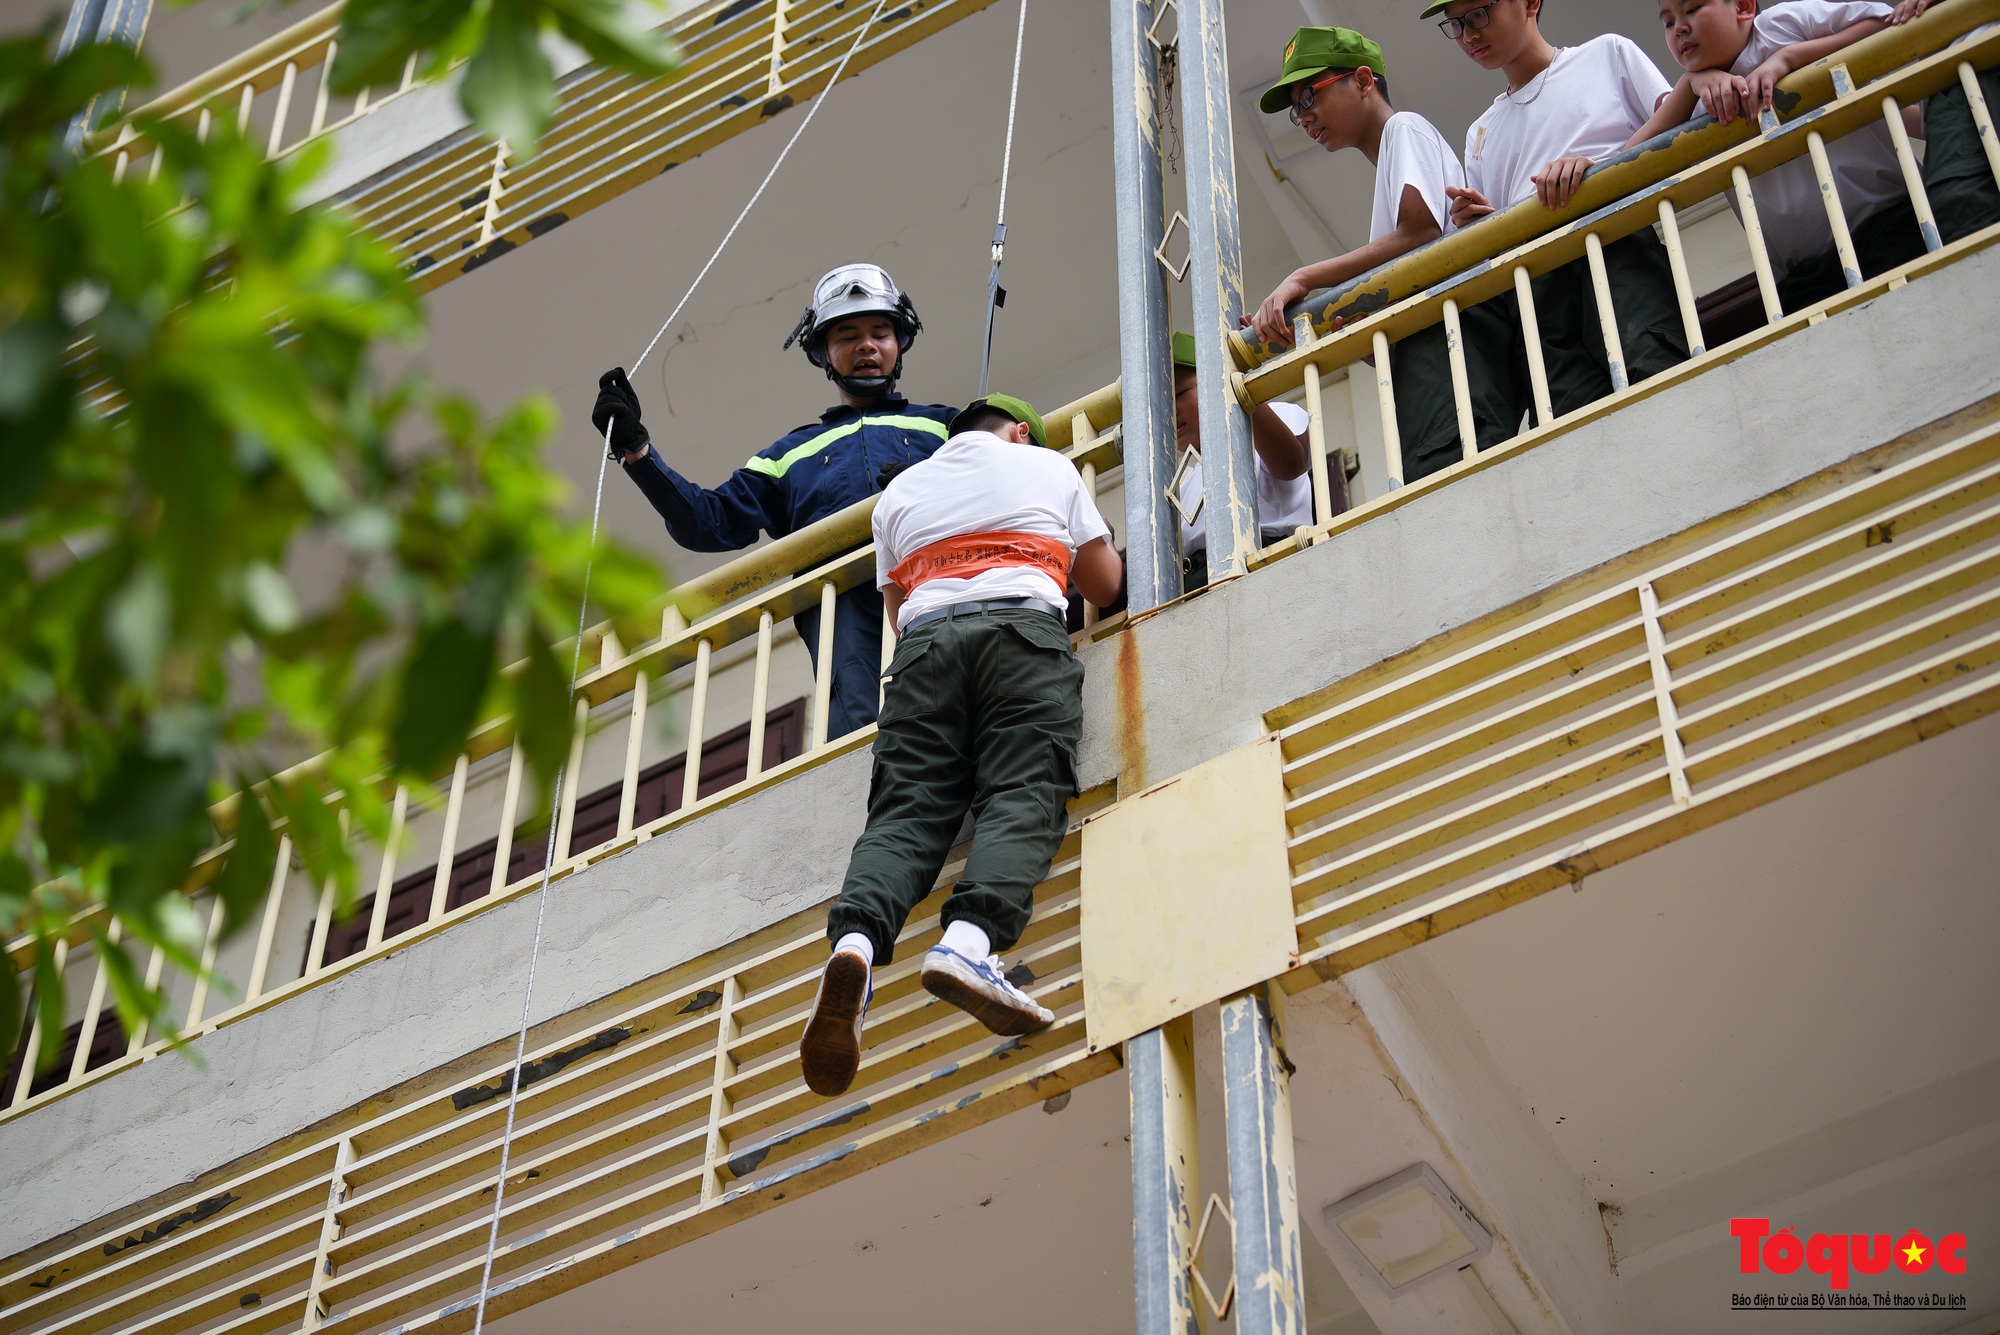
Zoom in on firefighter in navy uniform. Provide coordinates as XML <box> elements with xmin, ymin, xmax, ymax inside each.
<box><xmin>593</xmin><ymin>264</ymin><xmax>955</xmax><ymax>739</ymax></box>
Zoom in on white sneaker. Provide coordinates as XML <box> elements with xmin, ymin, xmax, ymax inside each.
<box><xmin>799</xmin><ymin>948</ymin><xmax>872</xmax><ymax>1097</ymax></box>
<box><xmin>920</xmin><ymin>946</ymin><xmax>1054</xmax><ymax>1036</ymax></box>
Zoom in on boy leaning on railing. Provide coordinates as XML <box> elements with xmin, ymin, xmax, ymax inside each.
<box><xmin>1627</xmin><ymin>0</ymin><xmax>1928</xmax><ymax>312</ymax></box>
<box><xmin>1429</xmin><ymin>0</ymin><xmax>1692</xmax><ymax>426</ymax></box>
<box><xmin>1890</xmin><ymin>0</ymin><xmax>2000</xmax><ymax>244</ymax></box>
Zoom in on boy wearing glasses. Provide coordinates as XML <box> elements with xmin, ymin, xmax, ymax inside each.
<box><xmin>1430</xmin><ymin>0</ymin><xmax>1690</xmax><ymax>422</ymax></box>
<box><xmin>1246</xmin><ymin>26</ymin><xmax>1510</xmax><ymax>483</ymax></box>
<box><xmin>1625</xmin><ymin>0</ymin><xmax>1930</xmax><ymax>312</ymax></box>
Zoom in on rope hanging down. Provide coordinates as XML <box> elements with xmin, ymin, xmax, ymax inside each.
<box><xmin>977</xmin><ymin>0</ymin><xmax>1029</xmax><ymax>397</ymax></box>
<box><xmin>464</xmin><ymin>4</ymin><xmax>891</xmax><ymax>1331</ymax></box>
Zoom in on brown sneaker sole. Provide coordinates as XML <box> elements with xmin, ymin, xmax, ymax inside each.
<box><xmin>920</xmin><ymin>964</ymin><xmax>1053</xmax><ymax>1038</ymax></box>
<box><xmin>799</xmin><ymin>951</ymin><xmax>869</xmax><ymax>1097</ymax></box>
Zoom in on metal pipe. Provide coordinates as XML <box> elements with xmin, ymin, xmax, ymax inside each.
<box><xmin>683</xmin><ymin>639</ymin><xmax>714</xmax><ymax>810</ymax></box>
<box><xmin>1220</xmin><ymin>983</ymin><xmax>1305</xmax><ymax>1335</ymax></box>
<box><xmin>306</xmin><ymin>808</ymin><xmax>349</xmax><ymax>975</ymax></box>
<box><xmin>1881</xmin><ymin>95</ymin><xmax>1941</xmax><ymax>252</ymax></box>
<box><xmin>1656</xmin><ymin>199</ymin><xmax>1707</xmax><ymax>356</ymax></box>
<box><xmin>431</xmin><ymin>754</ymin><xmax>469</xmax><ymax>921</ymax></box>
<box><xmin>1441</xmin><ymin>298</ymin><xmax>1478</xmax><ymax>463</ymax></box>
<box><xmin>1296</xmin><ymin>316</ymin><xmax>1336</xmax><ymax>528</ymax></box>
<box><xmin>1129</xmin><ymin>1016</ymin><xmax>1202</xmax><ymax>1335</ymax></box>
<box><xmin>1178</xmin><ymin>0</ymin><xmax>1259</xmax><ymax>581</ymax></box>
<box><xmin>1733</xmin><ymin>165</ymin><xmax>1786</xmax><ymax>321</ymax></box>
<box><xmin>1108</xmin><ymin>0</ymin><xmax>1179</xmax><ymax>613</ymax></box>
<box><xmin>127</xmin><ymin>942</ymin><xmax>165</xmax><ymax>1052</ymax></box>
<box><xmin>1807</xmin><ymin>130</ymin><xmax>1864</xmax><ymax>289</ymax></box>
<box><xmin>1513</xmin><ymin>265</ymin><xmax>1554</xmax><ymax>429</ymax></box>
<box><xmin>183</xmin><ymin>895</ymin><xmax>229</xmax><ymax>1028</ymax></box>
<box><xmin>811</xmin><ymin>581</ymin><xmax>837</xmax><ymax>749</ymax></box>
<box><xmin>365</xmin><ymin>785</ymin><xmax>409</xmax><ymax>950</ymax></box>
<box><xmin>618</xmin><ymin>672</ymin><xmax>649</xmax><ymax>837</ymax></box>
<box><xmin>246</xmin><ymin>835</ymin><xmax>292</xmax><ymax>999</ymax></box>
<box><xmin>1370</xmin><ymin>330</ymin><xmax>1403</xmax><ymax>490</ymax></box>
<box><xmin>268</xmin><ymin>60</ymin><xmax>297</xmax><ymax>157</ymax></box>
<box><xmin>490</xmin><ymin>745</ymin><xmax>525</xmax><ymax>896</ymax></box>
<box><xmin>1963</xmin><ymin>61</ymin><xmax>2000</xmax><ymax>189</ymax></box>
<box><xmin>746</xmin><ymin>612</ymin><xmax>774</xmax><ymax>779</ymax></box>
<box><xmin>70</xmin><ymin>922</ymin><xmax>119</xmax><ymax>1081</ymax></box>
<box><xmin>1584</xmin><ymin>232</ymin><xmax>1629</xmax><ymax>392</ymax></box>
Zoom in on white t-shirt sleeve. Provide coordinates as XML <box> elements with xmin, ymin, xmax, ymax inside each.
<box><xmin>1750</xmin><ymin>0</ymin><xmax>1890</xmax><ymax>52</ymax></box>
<box><xmin>1372</xmin><ymin>114</ymin><xmax>1463</xmax><ymax>243</ymax></box>
<box><xmin>1269</xmin><ymin>401</ymin><xmax>1311</xmax><ymax>435</ymax></box>
<box><xmin>873</xmin><ymin>495</ymin><xmax>900</xmax><ymax>590</ymax></box>
<box><xmin>1063</xmin><ymin>467</ymin><xmax>1113</xmax><ymax>551</ymax></box>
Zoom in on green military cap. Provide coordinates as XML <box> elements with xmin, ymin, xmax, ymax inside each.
<box><xmin>950</xmin><ymin>392</ymin><xmax>1048</xmax><ymax>449</ymax></box>
<box><xmin>1258</xmin><ymin>26</ymin><xmax>1388</xmax><ymax>114</ymax></box>
<box><xmin>1418</xmin><ymin>0</ymin><xmax>1457</xmax><ymax>18</ymax></box>
<box><xmin>1171</xmin><ymin>331</ymin><xmax>1198</xmax><ymax>369</ymax></box>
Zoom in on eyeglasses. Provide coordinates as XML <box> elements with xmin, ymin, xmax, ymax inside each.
<box><xmin>1288</xmin><ymin>69</ymin><xmax>1360</xmax><ymax>125</ymax></box>
<box><xmin>1437</xmin><ymin>1</ymin><xmax>1503</xmax><ymax>40</ymax></box>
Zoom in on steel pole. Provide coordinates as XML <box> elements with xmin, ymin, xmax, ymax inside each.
<box><xmin>1220</xmin><ymin>983</ymin><xmax>1305</xmax><ymax>1335</ymax></box>
<box><xmin>1109</xmin><ymin>0</ymin><xmax>1180</xmax><ymax>614</ymax></box>
<box><xmin>1176</xmin><ymin>0</ymin><xmax>1259</xmax><ymax>581</ymax></box>
<box><xmin>1129</xmin><ymin>1016</ymin><xmax>1202</xmax><ymax>1335</ymax></box>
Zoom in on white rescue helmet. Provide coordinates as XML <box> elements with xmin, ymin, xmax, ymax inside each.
<box><xmin>782</xmin><ymin>263</ymin><xmax>923</xmax><ymax>395</ymax></box>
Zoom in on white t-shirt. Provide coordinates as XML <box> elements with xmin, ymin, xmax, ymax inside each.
<box><xmin>1464</xmin><ymin>35</ymin><xmax>1674</xmax><ymax>209</ymax></box>
<box><xmin>1372</xmin><ymin>111</ymin><xmax>1465</xmax><ymax>244</ymax></box>
<box><xmin>875</xmin><ymin>430</ymin><xmax>1111</xmax><ymax>630</ymax></box>
<box><xmin>1177</xmin><ymin>401</ymin><xmax>1316</xmax><ymax>555</ymax></box>
<box><xmin>1699</xmin><ymin>0</ymin><xmax>1903</xmax><ymax>274</ymax></box>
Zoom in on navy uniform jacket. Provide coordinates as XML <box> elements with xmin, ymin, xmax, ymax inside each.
<box><xmin>622</xmin><ymin>395</ymin><xmax>957</xmax><ymax>551</ymax></box>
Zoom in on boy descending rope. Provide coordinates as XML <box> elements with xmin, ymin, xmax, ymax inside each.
<box><xmin>798</xmin><ymin>394</ymin><xmax>1125</xmax><ymax>1098</ymax></box>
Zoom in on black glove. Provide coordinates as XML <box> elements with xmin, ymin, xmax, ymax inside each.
<box><xmin>592</xmin><ymin>367</ymin><xmax>652</xmax><ymax>459</ymax></box>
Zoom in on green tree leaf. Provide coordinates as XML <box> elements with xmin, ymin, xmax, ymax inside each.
<box><xmin>392</xmin><ymin>616</ymin><xmax>498</xmax><ymax>780</ymax></box>
<box><xmin>211</xmin><ymin>785</ymin><xmax>278</xmax><ymax>936</ymax></box>
<box><xmin>458</xmin><ymin>0</ymin><xmax>556</xmax><ymax>155</ymax></box>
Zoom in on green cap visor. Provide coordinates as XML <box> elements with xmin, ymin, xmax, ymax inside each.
<box><xmin>1418</xmin><ymin>0</ymin><xmax>1454</xmax><ymax>17</ymax></box>
<box><xmin>1171</xmin><ymin>331</ymin><xmax>1198</xmax><ymax>370</ymax></box>
<box><xmin>1258</xmin><ymin>26</ymin><xmax>1387</xmax><ymax>114</ymax></box>
<box><xmin>949</xmin><ymin>392</ymin><xmax>1049</xmax><ymax>450</ymax></box>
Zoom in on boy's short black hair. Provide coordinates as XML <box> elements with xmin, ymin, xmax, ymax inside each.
<box><xmin>955</xmin><ymin>406</ymin><xmax>1024</xmax><ymax>438</ymax></box>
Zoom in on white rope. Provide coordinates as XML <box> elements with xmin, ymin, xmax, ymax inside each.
<box><xmin>465</xmin><ymin>5</ymin><xmax>890</xmax><ymax>1330</ymax></box>
<box><xmin>977</xmin><ymin>0</ymin><xmax>1029</xmax><ymax>396</ymax></box>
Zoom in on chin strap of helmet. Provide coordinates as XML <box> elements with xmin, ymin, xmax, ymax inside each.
<box><xmin>828</xmin><ymin>348</ymin><xmax>902</xmax><ymax>399</ymax></box>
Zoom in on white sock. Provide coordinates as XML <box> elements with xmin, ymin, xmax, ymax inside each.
<box><xmin>939</xmin><ymin>919</ymin><xmax>991</xmax><ymax>961</ymax></box>
<box><xmin>833</xmin><ymin>932</ymin><xmax>875</xmax><ymax>966</ymax></box>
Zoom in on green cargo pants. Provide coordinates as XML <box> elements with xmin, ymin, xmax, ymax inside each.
<box><xmin>1388</xmin><ymin>321</ymin><xmax>1516</xmax><ymax>485</ymax></box>
<box><xmin>1923</xmin><ymin>64</ymin><xmax>2000</xmax><ymax>247</ymax></box>
<box><xmin>827</xmin><ymin>608</ymin><xmax>1083</xmax><ymax>965</ymax></box>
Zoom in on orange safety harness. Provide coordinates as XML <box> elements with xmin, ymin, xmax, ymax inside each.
<box><xmin>888</xmin><ymin>530</ymin><xmax>1071</xmax><ymax>593</ymax></box>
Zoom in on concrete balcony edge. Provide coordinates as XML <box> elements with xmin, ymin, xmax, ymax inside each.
<box><xmin>5</xmin><ymin>245</ymin><xmax>2000</xmax><ymax>1265</ymax></box>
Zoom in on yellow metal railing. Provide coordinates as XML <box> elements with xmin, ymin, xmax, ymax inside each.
<box><xmin>84</xmin><ymin>0</ymin><xmax>1011</xmax><ymax>294</ymax></box>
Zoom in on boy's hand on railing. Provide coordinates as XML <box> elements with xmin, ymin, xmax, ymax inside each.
<box><xmin>1531</xmin><ymin>156</ymin><xmax>1594</xmax><ymax>210</ymax></box>
<box><xmin>1888</xmin><ymin>0</ymin><xmax>1930</xmax><ymax>23</ymax></box>
<box><xmin>1741</xmin><ymin>58</ymin><xmax>1791</xmax><ymax>114</ymax></box>
<box><xmin>1446</xmin><ymin>185</ymin><xmax>1494</xmax><ymax>228</ymax></box>
<box><xmin>1244</xmin><ymin>273</ymin><xmax>1312</xmax><ymax>346</ymax></box>
<box><xmin>1689</xmin><ymin>68</ymin><xmax>1754</xmax><ymax>124</ymax></box>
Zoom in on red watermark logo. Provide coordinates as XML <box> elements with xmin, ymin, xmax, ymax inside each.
<box><xmin>1732</xmin><ymin>1219</ymin><xmax>1968</xmax><ymax>1291</ymax></box>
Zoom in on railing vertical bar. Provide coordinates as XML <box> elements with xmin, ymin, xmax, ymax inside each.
<box><xmin>1291</xmin><ymin>314</ymin><xmax>1336</xmax><ymax>528</ymax></box>
<box><xmin>365</xmin><ymin>786</ymin><xmax>409</xmax><ymax>951</ymax></box>
<box><xmin>305</xmin><ymin>808</ymin><xmax>350</xmax><ymax>976</ymax></box>
<box><xmin>400</xmin><ymin>51</ymin><xmax>418</xmax><ymax>92</ymax></box>
<box><xmin>1656</xmin><ymin>199</ymin><xmax>1707</xmax><ymax>357</ymax></box>
<box><xmin>267</xmin><ymin>61</ymin><xmax>298</xmax><ymax>157</ymax></box>
<box><xmin>429</xmin><ymin>755</ymin><xmax>469</xmax><ymax>922</ymax></box>
<box><xmin>1881</xmin><ymin>95</ymin><xmax>1941</xmax><ymax>252</ymax></box>
<box><xmin>183</xmin><ymin>894</ymin><xmax>229</xmax><ymax>1029</ymax></box>
<box><xmin>490</xmin><ymin>745</ymin><xmax>526</xmax><ymax>897</ymax></box>
<box><xmin>1806</xmin><ymin>130</ymin><xmax>1864</xmax><ymax>289</ymax></box>
<box><xmin>745</xmin><ymin>612</ymin><xmax>774</xmax><ymax>780</ymax></box>
<box><xmin>1639</xmin><ymin>581</ymin><xmax>1694</xmax><ymax>807</ymax></box>
<box><xmin>554</xmin><ymin>697</ymin><xmax>589</xmax><ymax>863</ymax></box>
<box><xmin>70</xmin><ymin>922</ymin><xmax>119</xmax><ymax>1082</ymax></box>
<box><xmin>353</xmin><ymin>86</ymin><xmax>370</xmax><ymax>117</ymax></box>
<box><xmin>811</xmin><ymin>582</ymin><xmax>837</xmax><ymax>750</ymax></box>
<box><xmin>1440</xmin><ymin>298</ymin><xmax>1478</xmax><ymax>463</ymax></box>
<box><xmin>10</xmin><ymin>940</ymin><xmax>66</xmax><ymax>1107</ymax></box>
<box><xmin>1961</xmin><ymin>61</ymin><xmax>2000</xmax><ymax>190</ymax></box>
<box><xmin>1369</xmin><ymin>330</ymin><xmax>1403</xmax><ymax>491</ymax></box>
<box><xmin>476</xmin><ymin>139</ymin><xmax>510</xmax><ymax>247</ymax></box>
<box><xmin>196</xmin><ymin>105</ymin><xmax>212</xmax><ymax>144</ymax></box>
<box><xmin>1583</xmin><ymin>231</ymin><xmax>1629</xmax><ymax>392</ymax></box>
<box><xmin>682</xmin><ymin>639</ymin><xmax>714</xmax><ymax>811</ymax></box>
<box><xmin>127</xmin><ymin>943</ymin><xmax>166</xmax><ymax>1053</ymax></box>
<box><xmin>309</xmin><ymin>42</ymin><xmax>335</xmax><ymax>138</ymax></box>
<box><xmin>767</xmin><ymin>0</ymin><xmax>789</xmax><ymax>94</ymax></box>
<box><xmin>245</xmin><ymin>834</ymin><xmax>293</xmax><ymax>1000</ymax></box>
<box><xmin>1513</xmin><ymin>264</ymin><xmax>1555</xmax><ymax>429</ymax></box>
<box><xmin>236</xmin><ymin>82</ymin><xmax>255</xmax><ymax>135</ymax></box>
<box><xmin>699</xmin><ymin>975</ymin><xmax>741</xmax><ymax>1202</ymax></box>
<box><xmin>1733</xmin><ymin>165</ymin><xmax>1786</xmax><ymax>322</ymax></box>
<box><xmin>618</xmin><ymin>672</ymin><xmax>649</xmax><ymax>838</ymax></box>
<box><xmin>302</xmin><ymin>1136</ymin><xmax>356</xmax><ymax>1331</ymax></box>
